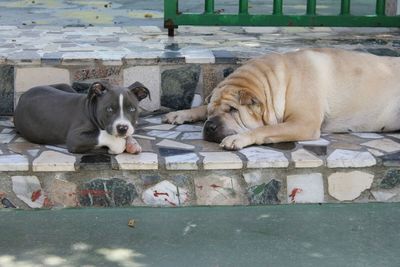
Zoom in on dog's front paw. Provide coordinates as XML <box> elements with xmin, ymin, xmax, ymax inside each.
<box><xmin>126</xmin><ymin>136</ymin><xmax>142</xmax><ymax>154</ymax></box>
<box><xmin>220</xmin><ymin>133</ymin><xmax>253</xmax><ymax>150</ymax></box>
<box><xmin>163</xmin><ymin>111</ymin><xmax>192</xmax><ymax>125</ymax></box>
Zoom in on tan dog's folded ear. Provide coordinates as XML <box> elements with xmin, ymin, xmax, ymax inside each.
<box><xmin>239</xmin><ymin>90</ymin><xmax>259</xmax><ymax>106</ymax></box>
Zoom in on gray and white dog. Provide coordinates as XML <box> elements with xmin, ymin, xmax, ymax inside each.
<box><xmin>14</xmin><ymin>81</ymin><xmax>150</xmax><ymax>154</ymax></box>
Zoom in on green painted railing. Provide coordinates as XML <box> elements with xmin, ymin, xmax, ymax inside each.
<box><xmin>164</xmin><ymin>0</ymin><xmax>400</xmax><ymax>36</ymax></box>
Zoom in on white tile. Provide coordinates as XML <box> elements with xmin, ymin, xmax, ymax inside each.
<box><xmin>143</xmin><ymin>124</ymin><xmax>176</xmax><ymax>131</ymax></box>
<box><xmin>298</xmin><ymin>138</ymin><xmax>330</xmax><ymax>146</ymax></box>
<box><xmin>386</xmin><ymin>133</ymin><xmax>400</xmax><ymax>139</ymax></box>
<box><xmin>144</xmin><ymin>117</ymin><xmax>162</xmax><ymax>124</ymax></box>
<box><xmin>200</xmin><ymin>152</ymin><xmax>242</xmax><ymax>170</ymax></box>
<box><xmin>361</xmin><ymin>138</ymin><xmax>400</xmax><ymax>153</ymax></box>
<box><xmin>156</xmin><ymin>139</ymin><xmax>195</xmax><ymax>150</ymax></box>
<box><xmin>0</xmin><ymin>120</ymin><xmax>14</xmax><ymax>127</ymax></box>
<box><xmin>287</xmin><ymin>173</ymin><xmax>324</xmax><ymax>203</ymax></box>
<box><xmin>123</xmin><ymin>66</ymin><xmax>160</xmax><ymax>111</ymax></box>
<box><xmin>140</xmin><ymin>26</ymin><xmax>162</xmax><ymax>33</ymax></box>
<box><xmin>132</xmin><ymin>134</ymin><xmax>156</xmax><ymax>140</ymax></box>
<box><xmin>0</xmin><ymin>154</ymin><xmax>29</xmax><ymax>171</ymax></box>
<box><xmin>291</xmin><ymin>149</ymin><xmax>323</xmax><ymax>168</ymax></box>
<box><xmin>27</xmin><ymin>149</ymin><xmax>40</xmax><ymax>157</ymax></box>
<box><xmin>183</xmin><ymin>50</ymin><xmax>215</xmax><ymax>64</ymax></box>
<box><xmin>165</xmin><ymin>153</ymin><xmax>199</xmax><ymax>170</ymax></box>
<box><xmin>115</xmin><ymin>152</ymin><xmax>158</xmax><ymax>170</ymax></box>
<box><xmin>328</xmin><ymin>171</ymin><xmax>374</xmax><ymax>201</ymax></box>
<box><xmin>45</xmin><ymin>145</ymin><xmax>70</xmax><ymax>154</ymax></box>
<box><xmin>33</xmin><ymin>151</ymin><xmax>76</xmax><ymax>172</ymax></box>
<box><xmin>12</xmin><ymin>176</ymin><xmax>44</xmax><ymax>208</ymax></box>
<box><xmin>191</xmin><ymin>94</ymin><xmax>203</xmax><ymax>107</ymax></box>
<box><xmin>0</xmin><ymin>133</ymin><xmax>15</xmax><ymax>144</ymax></box>
<box><xmin>194</xmin><ymin>175</ymin><xmax>248</xmax><ymax>205</ymax></box>
<box><xmin>181</xmin><ymin>132</ymin><xmax>203</xmax><ymax>140</ymax></box>
<box><xmin>175</xmin><ymin>124</ymin><xmax>203</xmax><ymax>132</ymax></box>
<box><xmin>371</xmin><ymin>190</ymin><xmax>397</xmax><ymax>201</ymax></box>
<box><xmin>14</xmin><ymin>137</ymin><xmax>28</xmax><ymax>143</ymax></box>
<box><xmin>15</xmin><ymin>67</ymin><xmax>70</xmax><ymax>93</ymax></box>
<box><xmin>146</xmin><ymin>130</ymin><xmax>180</xmax><ymax>139</ymax></box>
<box><xmin>327</xmin><ymin>149</ymin><xmax>376</xmax><ymax>168</ymax></box>
<box><xmin>142</xmin><ymin>180</ymin><xmax>188</xmax><ymax>207</ymax></box>
<box><xmin>351</xmin><ymin>133</ymin><xmax>383</xmax><ymax>139</ymax></box>
<box><xmin>367</xmin><ymin>148</ymin><xmax>384</xmax><ymax>157</ymax></box>
<box><xmin>239</xmin><ymin>147</ymin><xmax>288</xmax><ymax>168</ymax></box>
<box><xmin>1</xmin><ymin>128</ymin><xmax>13</xmax><ymax>134</ymax></box>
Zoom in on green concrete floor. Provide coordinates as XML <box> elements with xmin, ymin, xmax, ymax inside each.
<box><xmin>0</xmin><ymin>204</ymin><xmax>399</xmax><ymax>267</ymax></box>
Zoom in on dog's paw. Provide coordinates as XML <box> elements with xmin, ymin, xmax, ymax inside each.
<box><xmin>220</xmin><ymin>134</ymin><xmax>253</xmax><ymax>150</ymax></box>
<box><xmin>163</xmin><ymin>111</ymin><xmax>192</xmax><ymax>125</ymax></box>
<box><xmin>126</xmin><ymin>137</ymin><xmax>142</xmax><ymax>154</ymax></box>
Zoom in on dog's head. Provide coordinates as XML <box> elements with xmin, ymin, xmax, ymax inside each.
<box><xmin>88</xmin><ymin>81</ymin><xmax>150</xmax><ymax>138</ymax></box>
<box><xmin>203</xmin><ymin>82</ymin><xmax>268</xmax><ymax>143</ymax></box>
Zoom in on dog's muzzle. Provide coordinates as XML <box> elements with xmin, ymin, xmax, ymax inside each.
<box><xmin>203</xmin><ymin>117</ymin><xmax>235</xmax><ymax>143</ymax></box>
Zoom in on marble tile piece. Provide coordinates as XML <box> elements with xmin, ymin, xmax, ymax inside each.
<box><xmin>194</xmin><ymin>175</ymin><xmax>248</xmax><ymax>205</ymax></box>
<box><xmin>200</xmin><ymin>152</ymin><xmax>243</xmax><ymax>170</ymax></box>
<box><xmin>175</xmin><ymin>124</ymin><xmax>203</xmax><ymax>132</ymax></box>
<box><xmin>298</xmin><ymin>138</ymin><xmax>330</xmax><ymax>146</ymax></box>
<box><xmin>351</xmin><ymin>133</ymin><xmax>383</xmax><ymax>139</ymax></box>
<box><xmin>239</xmin><ymin>147</ymin><xmax>288</xmax><ymax>168</ymax></box>
<box><xmin>248</xmin><ymin>179</ymin><xmax>281</xmax><ymax>205</ymax></box>
<box><xmin>142</xmin><ymin>180</ymin><xmax>188</xmax><ymax>207</ymax></box>
<box><xmin>144</xmin><ymin>117</ymin><xmax>162</xmax><ymax>124</ymax></box>
<box><xmin>367</xmin><ymin>148</ymin><xmax>384</xmax><ymax>157</ymax></box>
<box><xmin>287</xmin><ymin>173</ymin><xmax>324</xmax><ymax>203</ymax></box>
<box><xmin>45</xmin><ymin>145</ymin><xmax>70</xmax><ymax>154</ymax></box>
<box><xmin>1</xmin><ymin>128</ymin><xmax>13</xmax><ymax>134</ymax></box>
<box><xmin>115</xmin><ymin>152</ymin><xmax>158</xmax><ymax>170</ymax></box>
<box><xmin>386</xmin><ymin>133</ymin><xmax>400</xmax><ymax>139</ymax></box>
<box><xmin>165</xmin><ymin>153</ymin><xmax>199</xmax><ymax>170</ymax></box>
<box><xmin>371</xmin><ymin>190</ymin><xmax>397</xmax><ymax>201</ymax></box>
<box><xmin>143</xmin><ymin>124</ymin><xmax>176</xmax><ymax>131</ymax></box>
<box><xmin>156</xmin><ymin>139</ymin><xmax>195</xmax><ymax>150</ymax></box>
<box><xmin>32</xmin><ymin>151</ymin><xmax>76</xmax><ymax>172</ymax></box>
<box><xmin>0</xmin><ymin>154</ymin><xmax>29</xmax><ymax>171</ymax></box>
<box><xmin>327</xmin><ymin>149</ymin><xmax>376</xmax><ymax>168</ymax></box>
<box><xmin>328</xmin><ymin>171</ymin><xmax>374</xmax><ymax>201</ymax></box>
<box><xmin>361</xmin><ymin>138</ymin><xmax>400</xmax><ymax>153</ymax></box>
<box><xmin>181</xmin><ymin>132</ymin><xmax>203</xmax><ymax>140</ymax></box>
<box><xmin>0</xmin><ymin>120</ymin><xmax>14</xmax><ymax>127</ymax></box>
<box><xmin>48</xmin><ymin>178</ymin><xmax>78</xmax><ymax>208</ymax></box>
<box><xmin>132</xmin><ymin>134</ymin><xmax>156</xmax><ymax>141</ymax></box>
<box><xmin>0</xmin><ymin>133</ymin><xmax>15</xmax><ymax>144</ymax></box>
<box><xmin>291</xmin><ymin>149</ymin><xmax>323</xmax><ymax>168</ymax></box>
<box><xmin>146</xmin><ymin>130</ymin><xmax>180</xmax><ymax>139</ymax></box>
<box><xmin>11</xmin><ymin>176</ymin><xmax>45</xmax><ymax>208</ymax></box>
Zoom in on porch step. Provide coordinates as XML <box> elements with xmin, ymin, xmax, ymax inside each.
<box><xmin>1</xmin><ymin>114</ymin><xmax>400</xmax><ymax>209</ymax></box>
<box><xmin>1</xmin><ymin>26</ymin><xmax>399</xmax><ymax>209</ymax></box>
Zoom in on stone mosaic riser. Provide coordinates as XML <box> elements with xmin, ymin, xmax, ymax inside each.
<box><xmin>0</xmin><ymin>166</ymin><xmax>399</xmax><ymax>210</ymax></box>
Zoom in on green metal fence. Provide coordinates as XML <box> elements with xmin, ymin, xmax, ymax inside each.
<box><xmin>164</xmin><ymin>0</ymin><xmax>400</xmax><ymax>36</ymax></box>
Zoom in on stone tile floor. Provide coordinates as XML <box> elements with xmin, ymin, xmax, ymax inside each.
<box><xmin>0</xmin><ymin>26</ymin><xmax>399</xmax><ymax>66</ymax></box>
<box><xmin>2</xmin><ymin>114</ymin><xmax>400</xmax><ymax>172</ymax></box>
<box><xmin>2</xmin><ymin>114</ymin><xmax>400</xmax><ymax>209</ymax></box>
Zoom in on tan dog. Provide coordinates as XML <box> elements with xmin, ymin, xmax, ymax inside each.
<box><xmin>164</xmin><ymin>48</ymin><xmax>400</xmax><ymax>150</ymax></box>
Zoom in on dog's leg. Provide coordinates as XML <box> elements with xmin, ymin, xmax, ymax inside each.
<box><xmin>163</xmin><ymin>105</ymin><xmax>208</xmax><ymax>125</ymax></box>
<box><xmin>125</xmin><ymin>136</ymin><xmax>142</xmax><ymax>154</ymax></box>
<box><xmin>220</xmin><ymin>121</ymin><xmax>321</xmax><ymax>150</ymax></box>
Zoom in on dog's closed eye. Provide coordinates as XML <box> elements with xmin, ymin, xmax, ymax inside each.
<box><xmin>229</xmin><ymin>106</ymin><xmax>238</xmax><ymax>113</ymax></box>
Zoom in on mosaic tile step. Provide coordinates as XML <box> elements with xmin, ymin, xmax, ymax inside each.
<box><xmin>1</xmin><ymin>114</ymin><xmax>400</xmax><ymax>209</ymax></box>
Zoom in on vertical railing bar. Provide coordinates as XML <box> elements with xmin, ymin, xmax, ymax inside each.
<box><xmin>204</xmin><ymin>0</ymin><xmax>215</xmax><ymax>14</ymax></box>
<box><xmin>306</xmin><ymin>0</ymin><xmax>317</xmax><ymax>15</ymax></box>
<box><xmin>239</xmin><ymin>0</ymin><xmax>249</xmax><ymax>14</ymax></box>
<box><xmin>376</xmin><ymin>0</ymin><xmax>386</xmax><ymax>15</ymax></box>
<box><xmin>340</xmin><ymin>0</ymin><xmax>351</xmax><ymax>15</ymax></box>
<box><xmin>273</xmin><ymin>0</ymin><xmax>283</xmax><ymax>15</ymax></box>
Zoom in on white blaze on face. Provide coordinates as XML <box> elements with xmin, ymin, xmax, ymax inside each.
<box><xmin>112</xmin><ymin>93</ymin><xmax>134</xmax><ymax>137</ymax></box>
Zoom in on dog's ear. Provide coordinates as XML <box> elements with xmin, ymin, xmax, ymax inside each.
<box><xmin>129</xmin><ymin>82</ymin><xmax>151</xmax><ymax>101</ymax></box>
<box><xmin>88</xmin><ymin>81</ymin><xmax>108</xmax><ymax>99</ymax></box>
<box><xmin>239</xmin><ymin>90</ymin><xmax>259</xmax><ymax>106</ymax></box>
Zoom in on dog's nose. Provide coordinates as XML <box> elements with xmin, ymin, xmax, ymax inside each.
<box><xmin>116</xmin><ymin>124</ymin><xmax>129</xmax><ymax>135</ymax></box>
<box><xmin>204</xmin><ymin>120</ymin><xmax>217</xmax><ymax>133</ymax></box>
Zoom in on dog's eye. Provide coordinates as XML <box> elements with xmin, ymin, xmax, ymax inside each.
<box><xmin>106</xmin><ymin>107</ymin><xmax>113</xmax><ymax>113</ymax></box>
<box><xmin>229</xmin><ymin>106</ymin><xmax>238</xmax><ymax>113</ymax></box>
<box><xmin>128</xmin><ymin>107</ymin><xmax>136</xmax><ymax>112</ymax></box>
